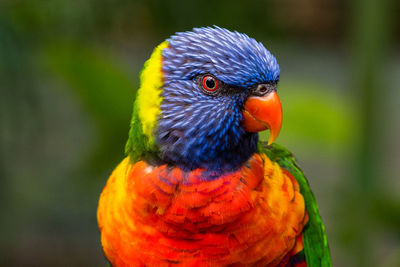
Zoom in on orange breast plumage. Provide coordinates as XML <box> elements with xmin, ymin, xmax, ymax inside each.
<box><xmin>97</xmin><ymin>154</ymin><xmax>308</xmax><ymax>266</ymax></box>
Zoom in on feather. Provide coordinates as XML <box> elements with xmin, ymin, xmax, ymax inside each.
<box><xmin>261</xmin><ymin>142</ymin><xmax>332</xmax><ymax>267</ymax></box>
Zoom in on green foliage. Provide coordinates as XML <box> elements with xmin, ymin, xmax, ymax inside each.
<box><xmin>44</xmin><ymin>42</ymin><xmax>136</xmax><ymax>171</ymax></box>
<box><xmin>260</xmin><ymin>80</ymin><xmax>360</xmax><ymax>155</ymax></box>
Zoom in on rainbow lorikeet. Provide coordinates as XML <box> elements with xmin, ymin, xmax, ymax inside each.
<box><xmin>97</xmin><ymin>27</ymin><xmax>331</xmax><ymax>266</ymax></box>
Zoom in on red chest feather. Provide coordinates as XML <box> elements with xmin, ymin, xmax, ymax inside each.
<box><xmin>97</xmin><ymin>154</ymin><xmax>307</xmax><ymax>266</ymax></box>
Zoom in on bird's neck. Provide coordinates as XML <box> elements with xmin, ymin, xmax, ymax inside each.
<box><xmin>155</xmin><ymin>130</ymin><xmax>259</xmax><ymax>174</ymax></box>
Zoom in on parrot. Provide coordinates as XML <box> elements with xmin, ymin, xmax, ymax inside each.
<box><xmin>97</xmin><ymin>26</ymin><xmax>331</xmax><ymax>267</ymax></box>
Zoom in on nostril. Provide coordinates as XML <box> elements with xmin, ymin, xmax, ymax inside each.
<box><xmin>258</xmin><ymin>85</ymin><xmax>268</xmax><ymax>93</ymax></box>
<box><xmin>254</xmin><ymin>84</ymin><xmax>269</xmax><ymax>96</ymax></box>
<box><xmin>253</xmin><ymin>83</ymin><xmax>276</xmax><ymax>96</ymax></box>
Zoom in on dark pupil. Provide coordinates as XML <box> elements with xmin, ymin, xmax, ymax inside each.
<box><xmin>259</xmin><ymin>85</ymin><xmax>267</xmax><ymax>93</ymax></box>
<box><xmin>205</xmin><ymin>78</ymin><xmax>215</xmax><ymax>89</ymax></box>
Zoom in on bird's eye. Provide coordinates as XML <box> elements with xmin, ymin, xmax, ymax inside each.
<box><xmin>202</xmin><ymin>76</ymin><xmax>218</xmax><ymax>92</ymax></box>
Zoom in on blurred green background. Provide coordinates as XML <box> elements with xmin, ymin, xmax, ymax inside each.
<box><xmin>0</xmin><ymin>0</ymin><xmax>399</xmax><ymax>266</ymax></box>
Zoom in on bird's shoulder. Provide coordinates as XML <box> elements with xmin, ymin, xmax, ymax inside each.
<box><xmin>259</xmin><ymin>142</ymin><xmax>332</xmax><ymax>267</ymax></box>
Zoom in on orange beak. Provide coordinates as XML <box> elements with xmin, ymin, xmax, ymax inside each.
<box><xmin>242</xmin><ymin>91</ymin><xmax>282</xmax><ymax>145</ymax></box>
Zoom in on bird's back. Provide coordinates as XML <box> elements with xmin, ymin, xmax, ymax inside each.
<box><xmin>97</xmin><ymin>153</ymin><xmax>307</xmax><ymax>266</ymax></box>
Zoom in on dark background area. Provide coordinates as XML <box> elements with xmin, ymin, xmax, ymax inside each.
<box><xmin>0</xmin><ymin>0</ymin><xmax>399</xmax><ymax>266</ymax></box>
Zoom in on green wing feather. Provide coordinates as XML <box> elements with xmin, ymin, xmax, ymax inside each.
<box><xmin>259</xmin><ymin>142</ymin><xmax>332</xmax><ymax>267</ymax></box>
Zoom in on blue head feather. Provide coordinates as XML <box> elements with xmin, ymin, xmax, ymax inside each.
<box><xmin>155</xmin><ymin>26</ymin><xmax>280</xmax><ymax>173</ymax></box>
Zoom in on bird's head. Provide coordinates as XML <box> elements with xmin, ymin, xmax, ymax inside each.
<box><xmin>126</xmin><ymin>27</ymin><xmax>282</xmax><ymax>172</ymax></box>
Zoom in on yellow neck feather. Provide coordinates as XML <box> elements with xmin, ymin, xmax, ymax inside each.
<box><xmin>135</xmin><ymin>41</ymin><xmax>168</xmax><ymax>144</ymax></box>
